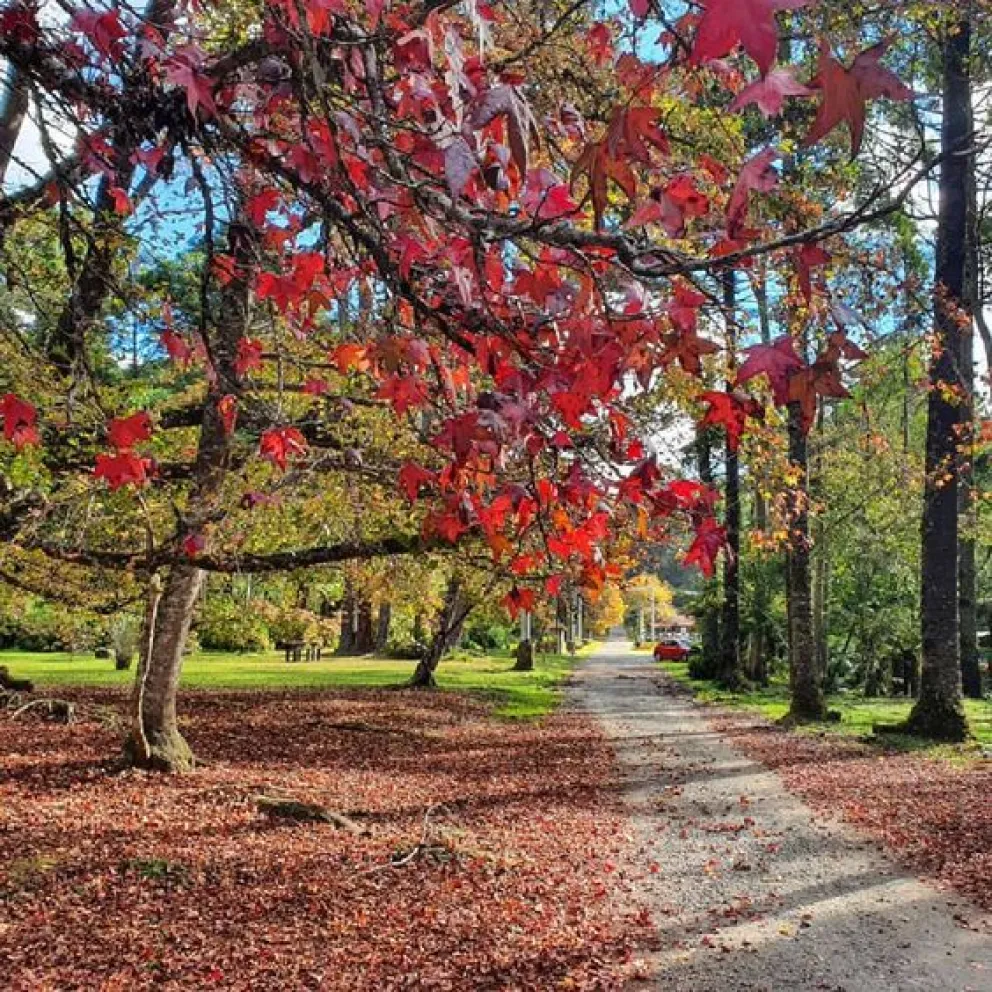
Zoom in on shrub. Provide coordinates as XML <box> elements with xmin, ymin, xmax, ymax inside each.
<box><xmin>196</xmin><ymin>598</ymin><xmax>270</xmax><ymax>653</ymax></box>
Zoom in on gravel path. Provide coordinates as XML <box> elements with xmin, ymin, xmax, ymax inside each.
<box><xmin>570</xmin><ymin>639</ymin><xmax>992</xmax><ymax>992</ymax></box>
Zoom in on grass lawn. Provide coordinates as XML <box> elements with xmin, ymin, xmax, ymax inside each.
<box><xmin>659</xmin><ymin>660</ymin><xmax>992</xmax><ymax>751</ymax></box>
<box><xmin>0</xmin><ymin>643</ymin><xmax>599</xmax><ymax>720</ymax></box>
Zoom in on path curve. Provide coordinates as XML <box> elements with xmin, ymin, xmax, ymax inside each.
<box><xmin>570</xmin><ymin>640</ymin><xmax>992</xmax><ymax>992</ymax></box>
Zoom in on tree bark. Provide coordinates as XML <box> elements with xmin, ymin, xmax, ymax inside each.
<box><xmin>409</xmin><ymin>578</ymin><xmax>468</xmax><ymax>687</ymax></box>
<box><xmin>375</xmin><ymin>600</ymin><xmax>392</xmax><ymax>654</ymax></box>
<box><xmin>695</xmin><ymin>426</ymin><xmax>721</xmax><ymax>673</ymax></box>
<box><xmin>909</xmin><ymin>19</ymin><xmax>971</xmax><ymax>740</ymax></box>
<box><xmin>355</xmin><ymin>597</ymin><xmax>375</xmax><ymax>654</ymax></box>
<box><xmin>719</xmin><ymin>270</ymin><xmax>742</xmax><ymax>688</ymax></box>
<box><xmin>125</xmin><ymin>567</ymin><xmax>202</xmax><ymax>771</ymax></box>
<box><xmin>0</xmin><ymin>65</ymin><xmax>29</xmax><ymax>186</ymax></box>
<box><xmin>785</xmin><ymin>403</ymin><xmax>827</xmax><ymax>721</ymax></box>
<box><xmin>811</xmin><ymin>403</ymin><xmax>829</xmax><ymax>685</ymax></box>
<box><xmin>123</xmin><ymin>219</ymin><xmax>258</xmax><ymax>770</ymax></box>
<box><xmin>960</xmin><ymin>86</ymin><xmax>982</xmax><ymax>701</ymax></box>
<box><xmin>337</xmin><ymin>582</ymin><xmax>357</xmax><ymax>655</ymax></box>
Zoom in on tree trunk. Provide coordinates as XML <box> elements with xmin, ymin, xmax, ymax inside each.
<box><xmin>409</xmin><ymin>578</ymin><xmax>468</xmax><ymax>687</ymax></box>
<box><xmin>785</xmin><ymin>403</ymin><xmax>827</xmax><ymax>721</ymax></box>
<box><xmin>126</xmin><ymin>567</ymin><xmax>202</xmax><ymax>772</ymax></box>
<box><xmin>122</xmin><ymin>219</ymin><xmax>258</xmax><ymax>769</ymax></box>
<box><xmin>695</xmin><ymin>426</ymin><xmax>721</xmax><ymax>673</ymax></box>
<box><xmin>0</xmin><ymin>65</ymin><xmax>29</xmax><ymax>186</ymax></box>
<box><xmin>375</xmin><ymin>601</ymin><xmax>392</xmax><ymax>655</ymax></box>
<box><xmin>960</xmin><ymin>91</ymin><xmax>982</xmax><ymax>701</ymax></box>
<box><xmin>337</xmin><ymin>584</ymin><xmax>357</xmax><ymax>655</ymax></box>
<box><xmin>909</xmin><ymin>19</ymin><xmax>971</xmax><ymax>740</ymax></box>
<box><xmin>355</xmin><ymin>597</ymin><xmax>374</xmax><ymax>654</ymax></box>
<box><xmin>811</xmin><ymin>403</ymin><xmax>829</xmax><ymax>685</ymax></box>
<box><xmin>719</xmin><ymin>270</ymin><xmax>742</xmax><ymax>688</ymax></box>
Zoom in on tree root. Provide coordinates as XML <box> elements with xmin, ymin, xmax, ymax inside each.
<box><xmin>256</xmin><ymin>796</ymin><xmax>371</xmax><ymax>836</ymax></box>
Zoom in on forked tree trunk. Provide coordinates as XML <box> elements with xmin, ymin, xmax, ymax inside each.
<box><xmin>909</xmin><ymin>19</ymin><xmax>971</xmax><ymax>740</ymax></box>
<box><xmin>126</xmin><ymin>567</ymin><xmax>203</xmax><ymax>772</ymax></box>
<box><xmin>409</xmin><ymin>578</ymin><xmax>468</xmax><ymax>688</ymax></box>
<box><xmin>785</xmin><ymin>403</ymin><xmax>827</xmax><ymax>722</ymax></box>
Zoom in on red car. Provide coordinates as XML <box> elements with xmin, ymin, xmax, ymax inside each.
<box><xmin>653</xmin><ymin>639</ymin><xmax>691</xmax><ymax>662</ymax></box>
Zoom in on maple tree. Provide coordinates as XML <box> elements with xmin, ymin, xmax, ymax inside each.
<box><xmin>0</xmin><ymin>0</ymin><xmax>936</xmax><ymax>766</ymax></box>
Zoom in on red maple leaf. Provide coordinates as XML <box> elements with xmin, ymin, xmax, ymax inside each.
<box><xmin>377</xmin><ymin>374</ymin><xmax>429</xmax><ymax>415</ymax></box>
<box><xmin>217</xmin><ymin>395</ymin><xmax>238</xmax><ymax>436</ymax></box>
<box><xmin>329</xmin><ymin>342</ymin><xmax>371</xmax><ymax>374</ymax></box>
<box><xmin>165</xmin><ymin>51</ymin><xmax>217</xmax><ymax>120</ymax></box>
<box><xmin>259</xmin><ymin>427</ymin><xmax>308</xmax><ymax>471</ymax></box>
<box><xmin>108</xmin><ymin>411</ymin><xmax>153</xmax><ymax>451</ymax></box>
<box><xmin>727</xmin><ymin>147</ymin><xmax>778</xmax><ymax>238</ymax></box>
<box><xmin>182</xmin><ymin>533</ymin><xmax>206</xmax><ymax>558</ymax></box>
<box><xmin>699</xmin><ymin>390</ymin><xmax>761</xmax><ymax>452</ymax></box>
<box><xmin>795</xmin><ymin>242</ymin><xmax>831</xmax><ymax>302</ymax></box>
<box><xmin>684</xmin><ymin>516</ymin><xmax>726</xmax><ymax>577</ymax></box>
<box><xmin>398</xmin><ymin>462</ymin><xmax>436</xmax><ymax>502</ymax></box>
<box><xmin>690</xmin><ymin>0</ymin><xmax>810</xmax><ymax>77</ymax></box>
<box><xmin>1</xmin><ymin>393</ymin><xmax>39</xmax><ymax>450</ymax></box>
<box><xmin>803</xmin><ymin>39</ymin><xmax>913</xmax><ymax>157</ymax></box>
<box><xmin>235</xmin><ymin>338</ymin><xmax>264</xmax><ymax>377</ymax></box>
<box><xmin>503</xmin><ymin>586</ymin><xmax>536</xmax><ymax>619</ymax></box>
<box><xmin>788</xmin><ymin>360</ymin><xmax>850</xmax><ymax>432</ymax></box>
<box><xmin>735</xmin><ymin>335</ymin><xmax>804</xmax><ymax>405</ymax></box>
<box><xmin>94</xmin><ymin>451</ymin><xmax>153</xmax><ymax>491</ymax></box>
<box><xmin>161</xmin><ymin>328</ymin><xmax>193</xmax><ymax>365</ymax></box>
<box><xmin>729</xmin><ymin>68</ymin><xmax>814</xmax><ymax>117</ymax></box>
<box><xmin>70</xmin><ymin>8</ymin><xmax>127</xmax><ymax>58</ymax></box>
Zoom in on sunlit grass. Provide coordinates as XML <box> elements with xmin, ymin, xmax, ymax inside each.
<box><xmin>1</xmin><ymin>642</ymin><xmax>600</xmax><ymax>720</ymax></box>
<box><xmin>659</xmin><ymin>660</ymin><xmax>992</xmax><ymax>753</ymax></box>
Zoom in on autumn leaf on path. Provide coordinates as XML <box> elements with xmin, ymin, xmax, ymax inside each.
<box><xmin>690</xmin><ymin>0</ymin><xmax>810</xmax><ymax>78</ymax></box>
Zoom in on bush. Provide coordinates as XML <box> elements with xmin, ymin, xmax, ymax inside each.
<box><xmin>461</xmin><ymin>617</ymin><xmax>512</xmax><ymax>652</ymax></box>
<box><xmin>109</xmin><ymin>614</ymin><xmax>141</xmax><ymax>670</ymax></box>
<box><xmin>687</xmin><ymin>649</ymin><xmax>719</xmax><ymax>681</ymax></box>
<box><xmin>196</xmin><ymin>598</ymin><xmax>270</xmax><ymax>653</ymax></box>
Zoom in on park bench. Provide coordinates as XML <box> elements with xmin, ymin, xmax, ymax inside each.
<box><xmin>281</xmin><ymin>641</ymin><xmax>323</xmax><ymax>663</ymax></box>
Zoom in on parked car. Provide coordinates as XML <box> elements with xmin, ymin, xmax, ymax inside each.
<box><xmin>653</xmin><ymin>639</ymin><xmax>691</xmax><ymax>662</ymax></box>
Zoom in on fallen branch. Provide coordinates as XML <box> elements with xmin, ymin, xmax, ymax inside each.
<box><xmin>359</xmin><ymin>803</ymin><xmax>453</xmax><ymax>875</ymax></box>
<box><xmin>10</xmin><ymin>698</ymin><xmax>76</xmax><ymax>723</ymax></box>
<box><xmin>255</xmin><ymin>795</ymin><xmax>371</xmax><ymax>836</ymax></box>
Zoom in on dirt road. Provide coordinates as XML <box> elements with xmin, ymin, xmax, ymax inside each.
<box><xmin>570</xmin><ymin>640</ymin><xmax>992</xmax><ymax>992</ymax></box>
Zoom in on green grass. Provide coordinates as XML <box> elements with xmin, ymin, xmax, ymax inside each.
<box><xmin>0</xmin><ymin>643</ymin><xmax>600</xmax><ymax>721</ymax></box>
<box><xmin>659</xmin><ymin>660</ymin><xmax>992</xmax><ymax>752</ymax></box>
